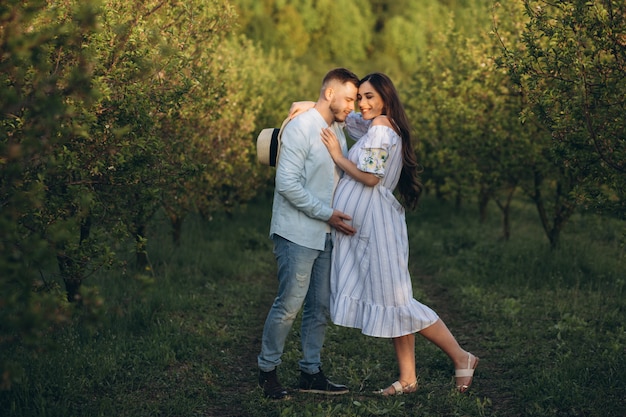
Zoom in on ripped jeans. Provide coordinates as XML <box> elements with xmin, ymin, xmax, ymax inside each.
<box><xmin>258</xmin><ymin>233</ymin><xmax>332</xmax><ymax>374</ymax></box>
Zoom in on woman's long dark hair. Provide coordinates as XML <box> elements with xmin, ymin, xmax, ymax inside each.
<box><xmin>360</xmin><ymin>72</ymin><xmax>422</xmax><ymax>210</ymax></box>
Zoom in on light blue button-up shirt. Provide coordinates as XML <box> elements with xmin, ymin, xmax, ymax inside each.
<box><xmin>269</xmin><ymin>108</ymin><xmax>347</xmax><ymax>251</ymax></box>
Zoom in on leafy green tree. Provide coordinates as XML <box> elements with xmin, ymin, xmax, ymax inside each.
<box><xmin>1</xmin><ymin>0</ymin><xmax>101</xmax><ymax>386</ymax></box>
<box><xmin>369</xmin><ymin>0</ymin><xmax>446</xmax><ymax>80</ymax></box>
<box><xmin>232</xmin><ymin>0</ymin><xmax>373</xmax><ymax>89</ymax></box>
<box><xmin>145</xmin><ymin>5</ymin><xmax>307</xmax><ymax>241</ymax></box>
<box><xmin>406</xmin><ymin>14</ymin><xmax>520</xmax><ymax>236</ymax></box>
<box><xmin>232</xmin><ymin>0</ymin><xmax>311</xmax><ymax>59</ymax></box>
<box><xmin>1</xmin><ymin>0</ymin><xmax>299</xmax><ymax>389</ymax></box>
<box><xmin>497</xmin><ymin>0</ymin><xmax>626</xmax><ymax>246</ymax></box>
<box><xmin>303</xmin><ymin>0</ymin><xmax>373</xmax><ymax>65</ymax></box>
<box><xmin>410</xmin><ymin>0</ymin><xmax>625</xmax><ymax>247</ymax></box>
<box><xmin>90</xmin><ymin>0</ymin><xmax>241</xmax><ymax>259</ymax></box>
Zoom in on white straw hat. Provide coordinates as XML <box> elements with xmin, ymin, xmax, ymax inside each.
<box><xmin>256</xmin><ymin>117</ymin><xmax>290</xmax><ymax>167</ymax></box>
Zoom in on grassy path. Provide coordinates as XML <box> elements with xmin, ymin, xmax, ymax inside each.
<box><xmin>87</xmin><ymin>196</ymin><xmax>626</xmax><ymax>417</ymax></box>
<box><xmin>206</xmin><ymin>258</ymin><xmax>513</xmax><ymax>416</ymax></box>
<box><xmin>191</xmin><ymin>197</ymin><xmax>563</xmax><ymax>417</ymax></box>
<box><xmin>203</xmin><ymin>270</ymin><xmax>277</xmax><ymax>416</ymax></box>
<box><xmin>202</xmin><ymin>194</ymin><xmax>546</xmax><ymax>416</ymax></box>
<box><xmin>417</xmin><ymin>272</ymin><xmax>516</xmax><ymax>416</ymax></box>
<box><xmin>3</xmin><ymin>195</ymin><xmax>624</xmax><ymax>417</ymax></box>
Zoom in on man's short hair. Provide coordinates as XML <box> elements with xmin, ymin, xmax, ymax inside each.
<box><xmin>322</xmin><ymin>68</ymin><xmax>360</xmax><ymax>89</ymax></box>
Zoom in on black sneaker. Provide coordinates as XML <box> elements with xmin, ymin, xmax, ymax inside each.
<box><xmin>258</xmin><ymin>369</ymin><xmax>289</xmax><ymax>399</ymax></box>
<box><xmin>299</xmin><ymin>368</ymin><xmax>349</xmax><ymax>395</ymax></box>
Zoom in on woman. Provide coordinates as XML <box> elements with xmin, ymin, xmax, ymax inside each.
<box><xmin>290</xmin><ymin>72</ymin><xmax>478</xmax><ymax>395</ymax></box>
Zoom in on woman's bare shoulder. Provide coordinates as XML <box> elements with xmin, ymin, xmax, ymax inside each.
<box><xmin>371</xmin><ymin>115</ymin><xmax>393</xmax><ymax>128</ymax></box>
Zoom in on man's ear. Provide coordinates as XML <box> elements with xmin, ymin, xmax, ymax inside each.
<box><xmin>324</xmin><ymin>87</ymin><xmax>334</xmax><ymax>101</ymax></box>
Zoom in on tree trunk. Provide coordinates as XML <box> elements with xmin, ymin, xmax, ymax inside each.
<box><xmin>530</xmin><ymin>170</ymin><xmax>576</xmax><ymax>250</ymax></box>
<box><xmin>59</xmin><ymin>215</ymin><xmax>92</xmax><ymax>302</ymax></box>
<box><xmin>495</xmin><ymin>186</ymin><xmax>516</xmax><ymax>241</ymax></box>
<box><xmin>455</xmin><ymin>187</ymin><xmax>463</xmax><ymax>210</ymax></box>
<box><xmin>502</xmin><ymin>204</ymin><xmax>511</xmax><ymax>241</ymax></box>
<box><xmin>57</xmin><ymin>254</ymin><xmax>81</xmax><ymax>302</ymax></box>
<box><xmin>135</xmin><ymin>223</ymin><xmax>148</xmax><ymax>269</ymax></box>
<box><xmin>163</xmin><ymin>204</ymin><xmax>186</xmax><ymax>247</ymax></box>
<box><xmin>169</xmin><ymin>213</ymin><xmax>185</xmax><ymax>247</ymax></box>
<box><xmin>548</xmin><ymin>226</ymin><xmax>560</xmax><ymax>249</ymax></box>
<box><xmin>478</xmin><ymin>187</ymin><xmax>491</xmax><ymax>224</ymax></box>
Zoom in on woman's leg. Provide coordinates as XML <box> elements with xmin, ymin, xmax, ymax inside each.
<box><xmin>418</xmin><ymin>319</ymin><xmax>478</xmax><ymax>389</ymax></box>
<box><xmin>393</xmin><ymin>334</ymin><xmax>417</xmax><ymax>385</ymax></box>
<box><xmin>380</xmin><ymin>334</ymin><xmax>418</xmax><ymax>395</ymax></box>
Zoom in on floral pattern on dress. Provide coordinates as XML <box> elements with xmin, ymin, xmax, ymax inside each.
<box><xmin>358</xmin><ymin>148</ymin><xmax>389</xmax><ymax>178</ymax></box>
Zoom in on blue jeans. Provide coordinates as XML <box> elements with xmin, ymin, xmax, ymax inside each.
<box><xmin>258</xmin><ymin>234</ymin><xmax>332</xmax><ymax>374</ymax></box>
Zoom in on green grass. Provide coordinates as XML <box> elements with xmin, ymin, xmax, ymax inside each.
<box><xmin>1</xmin><ymin>194</ymin><xmax>624</xmax><ymax>416</ymax></box>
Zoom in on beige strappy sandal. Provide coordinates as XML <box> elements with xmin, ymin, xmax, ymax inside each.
<box><xmin>455</xmin><ymin>352</ymin><xmax>479</xmax><ymax>393</ymax></box>
<box><xmin>376</xmin><ymin>379</ymin><xmax>418</xmax><ymax>396</ymax></box>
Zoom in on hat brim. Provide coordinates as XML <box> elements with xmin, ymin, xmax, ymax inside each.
<box><xmin>256</xmin><ymin>117</ymin><xmax>290</xmax><ymax>167</ymax></box>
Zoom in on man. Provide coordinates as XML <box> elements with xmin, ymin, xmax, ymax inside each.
<box><xmin>258</xmin><ymin>68</ymin><xmax>359</xmax><ymax>399</ymax></box>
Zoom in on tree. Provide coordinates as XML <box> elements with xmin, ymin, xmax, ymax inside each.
<box><xmin>90</xmin><ymin>0</ymin><xmax>240</xmax><ymax>259</ymax></box>
<box><xmin>231</xmin><ymin>0</ymin><xmax>374</xmax><ymax>90</ymax></box>
<box><xmin>407</xmin><ymin>8</ymin><xmax>532</xmax><ymax>240</ymax></box>
<box><xmin>496</xmin><ymin>0</ymin><xmax>626</xmax><ymax>246</ymax></box>
<box><xmin>1</xmin><ymin>0</ymin><xmax>301</xmax><ymax>389</ymax></box>
<box><xmin>1</xmin><ymin>0</ymin><xmax>101</xmax><ymax>387</ymax></box>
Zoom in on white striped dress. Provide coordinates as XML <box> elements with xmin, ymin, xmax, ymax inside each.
<box><xmin>330</xmin><ymin>113</ymin><xmax>439</xmax><ymax>338</ymax></box>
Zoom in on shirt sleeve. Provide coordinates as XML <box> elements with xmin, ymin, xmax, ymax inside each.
<box><xmin>356</xmin><ymin>126</ymin><xmax>395</xmax><ymax>178</ymax></box>
<box><xmin>345</xmin><ymin>111</ymin><xmax>371</xmax><ymax>140</ymax></box>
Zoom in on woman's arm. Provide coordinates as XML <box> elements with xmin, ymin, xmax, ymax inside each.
<box><xmin>320</xmin><ymin>127</ymin><xmax>380</xmax><ymax>187</ymax></box>
<box><xmin>288</xmin><ymin>101</ymin><xmax>315</xmax><ymax>119</ymax></box>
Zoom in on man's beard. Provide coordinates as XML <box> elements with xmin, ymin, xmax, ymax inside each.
<box><xmin>329</xmin><ymin>102</ymin><xmax>347</xmax><ymax>123</ymax></box>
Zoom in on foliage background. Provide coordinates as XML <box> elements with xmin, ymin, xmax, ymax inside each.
<box><xmin>1</xmin><ymin>0</ymin><xmax>625</xmax><ymax>415</ymax></box>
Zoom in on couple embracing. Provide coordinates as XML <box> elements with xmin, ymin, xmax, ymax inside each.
<box><xmin>257</xmin><ymin>68</ymin><xmax>478</xmax><ymax>399</ymax></box>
